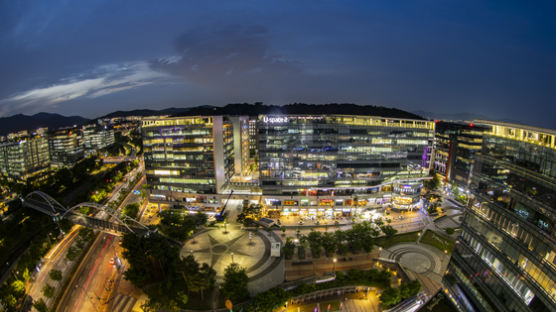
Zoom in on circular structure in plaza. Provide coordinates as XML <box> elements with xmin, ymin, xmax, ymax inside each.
<box><xmin>181</xmin><ymin>225</ymin><xmax>274</xmax><ymax>279</ymax></box>
<box><xmin>385</xmin><ymin>244</ymin><xmax>440</xmax><ymax>274</ymax></box>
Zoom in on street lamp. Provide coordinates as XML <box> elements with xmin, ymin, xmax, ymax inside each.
<box><xmin>332</xmin><ymin>258</ymin><xmax>337</xmax><ymax>272</ymax></box>
<box><xmin>231</xmin><ymin>252</ymin><xmax>234</xmax><ymax>264</ymax></box>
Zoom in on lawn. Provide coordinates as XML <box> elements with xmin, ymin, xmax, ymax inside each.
<box><xmin>420</xmin><ymin>230</ymin><xmax>455</xmax><ymax>253</ymax></box>
<box><xmin>375</xmin><ymin>231</ymin><xmax>420</xmax><ymax>248</ymax></box>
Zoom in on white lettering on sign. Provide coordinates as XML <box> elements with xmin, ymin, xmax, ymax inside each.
<box><xmin>263</xmin><ymin>116</ymin><xmax>288</xmax><ymax>123</ymax></box>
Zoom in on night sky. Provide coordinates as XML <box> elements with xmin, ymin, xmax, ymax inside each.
<box><xmin>1</xmin><ymin>1</ymin><xmax>555</xmax><ymax>128</ymax></box>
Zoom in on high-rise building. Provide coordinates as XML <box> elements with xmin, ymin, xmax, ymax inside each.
<box><xmin>0</xmin><ymin>134</ymin><xmax>50</xmax><ymax>180</ymax></box>
<box><xmin>443</xmin><ymin>120</ymin><xmax>556</xmax><ymax>312</ymax></box>
<box><xmin>257</xmin><ymin>115</ymin><xmax>434</xmax><ymax>199</ymax></box>
<box><xmin>82</xmin><ymin>124</ymin><xmax>115</xmax><ymax>154</ymax></box>
<box><xmin>48</xmin><ymin>128</ymin><xmax>84</xmax><ymax>168</ymax></box>
<box><xmin>433</xmin><ymin>121</ymin><xmax>490</xmax><ymax>186</ymax></box>
<box><xmin>142</xmin><ymin>116</ymin><xmax>234</xmax><ymax>198</ymax></box>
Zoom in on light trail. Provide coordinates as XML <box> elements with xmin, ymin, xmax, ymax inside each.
<box><xmin>73</xmin><ymin>235</ymin><xmax>114</xmax><ymax>312</ymax></box>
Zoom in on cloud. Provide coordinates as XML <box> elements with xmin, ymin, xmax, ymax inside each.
<box><xmin>151</xmin><ymin>25</ymin><xmax>302</xmax><ymax>94</ymax></box>
<box><xmin>0</xmin><ymin>61</ymin><xmax>169</xmax><ymax>116</ymax></box>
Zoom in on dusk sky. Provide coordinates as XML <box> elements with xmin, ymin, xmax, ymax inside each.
<box><xmin>1</xmin><ymin>1</ymin><xmax>555</xmax><ymax>128</ymax></box>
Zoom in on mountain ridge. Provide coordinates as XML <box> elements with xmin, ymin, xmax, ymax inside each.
<box><xmin>0</xmin><ymin>113</ymin><xmax>89</xmax><ymax>136</ymax></box>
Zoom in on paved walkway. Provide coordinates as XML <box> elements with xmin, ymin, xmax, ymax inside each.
<box><xmin>380</xmin><ymin>242</ymin><xmax>449</xmax><ymax>297</ymax></box>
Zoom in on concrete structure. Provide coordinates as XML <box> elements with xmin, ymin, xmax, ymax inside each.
<box><xmin>444</xmin><ymin>121</ymin><xmax>556</xmax><ymax>312</ymax></box>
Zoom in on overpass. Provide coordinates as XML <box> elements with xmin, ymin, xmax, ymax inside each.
<box><xmin>22</xmin><ymin>191</ymin><xmax>151</xmax><ymax>236</ymax></box>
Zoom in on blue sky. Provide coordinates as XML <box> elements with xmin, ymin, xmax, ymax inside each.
<box><xmin>1</xmin><ymin>0</ymin><xmax>555</xmax><ymax>128</ymax></box>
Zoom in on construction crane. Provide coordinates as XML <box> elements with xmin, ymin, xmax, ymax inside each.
<box><xmin>215</xmin><ymin>190</ymin><xmax>234</xmax><ymax>221</ymax></box>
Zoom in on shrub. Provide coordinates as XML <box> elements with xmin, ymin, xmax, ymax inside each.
<box><xmin>42</xmin><ymin>284</ymin><xmax>55</xmax><ymax>298</ymax></box>
<box><xmin>49</xmin><ymin>269</ymin><xmax>63</xmax><ymax>281</ymax></box>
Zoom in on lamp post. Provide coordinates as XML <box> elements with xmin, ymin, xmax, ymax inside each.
<box><xmin>231</xmin><ymin>252</ymin><xmax>234</xmax><ymax>264</ymax></box>
<box><xmin>332</xmin><ymin>258</ymin><xmax>337</xmax><ymax>272</ymax></box>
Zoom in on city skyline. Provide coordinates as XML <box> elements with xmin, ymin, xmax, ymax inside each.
<box><xmin>1</xmin><ymin>1</ymin><xmax>556</xmax><ymax>129</ymax></box>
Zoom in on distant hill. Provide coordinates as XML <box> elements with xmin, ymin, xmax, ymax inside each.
<box><xmin>99</xmin><ymin>107</ymin><xmax>199</xmax><ymax>119</ymax></box>
<box><xmin>173</xmin><ymin>103</ymin><xmax>424</xmax><ymax>119</ymax></box>
<box><xmin>412</xmin><ymin>110</ymin><xmax>522</xmax><ymax>124</ymax></box>
<box><xmin>0</xmin><ymin>113</ymin><xmax>89</xmax><ymax>136</ymax></box>
<box><xmin>104</xmin><ymin>103</ymin><xmax>421</xmax><ymax>119</ymax></box>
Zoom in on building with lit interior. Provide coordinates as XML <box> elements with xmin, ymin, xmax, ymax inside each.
<box><xmin>433</xmin><ymin>121</ymin><xmax>491</xmax><ymax>186</ymax></box>
<box><xmin>142</xmin><ymin>116</ymin><xmax>234</xmax><ymax>198</ymax></box>
<box><xmin>257</xmin><ymin>115</ymin><xmax>434</xmax><ymax>198</ymax></box>
<box><xmin>0</xmin><ymin>134</ymin><xmax>50</xmax><ymax>180</ymax></box>
<box><xmin>443</xmin><ymin>120</ymin><xmax>556</xmax><ymax>312</ymax></box>
<box><xmin>82</xmin><ymin>124</ymin><xmax>115</xmax><ymax>155</ymax></box>
<box><xmin>48</xmin><ymin>128</ymin><xmax>84</xmax><ymax>168</ymax></box>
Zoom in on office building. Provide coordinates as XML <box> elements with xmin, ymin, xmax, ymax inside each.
<box><xmin>443</xmin><ymin>121</ymin><xmax>556</xmax><ymax>312</ymax></box>
<box><xmin>142</xmin><ymin>116</ymin><xmax>234</xmax><ymax>198</ymax></box>
<box><xmin>433</xmin><ymin>121</ymin><xmax>490</xmax><ymax>186</ymax></box>
<box><xmin>82</xmin><ymin>124</ymin><xmax>115</xmax><ymax>154</ymax></box>
<box><xmin>257</xmin><ymin>115</ymin><xmax>434</xmax><ymax>199</ymax></box>
<box><xmin>48</xmin><ymin>128</ymin><xmax>84</xmax><ymax>167</ymax></box>
<box><xmin>0</xmin><ymin>134</ymin><xmax>50</xmax><ymax>180</ymax></box>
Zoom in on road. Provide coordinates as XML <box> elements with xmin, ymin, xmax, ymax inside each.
<box><xmin>57</xmin><ymin>174</ymin><xmax>145</xmax><ymax>312</ymax></box>
<box><xmin>23</xmin><ymin>163</ymin><xmax>144</xmax><ymax>311</ymax></box>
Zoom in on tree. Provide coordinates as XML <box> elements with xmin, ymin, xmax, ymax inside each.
<box><xmin>157</xmin><ymin>210</ymin><xmax>198</xmax><ymax>241</ymax></box>
<box><xmin>22</xmin><ymin>268</ymin><xmax>31</xmax><ymax>282</ymax></box>
<box><xmin>222</xmin><ymin>263</ymin><xmax>249</xmax><ymax>303</ymax></box>
<box><xmin>122</xmin><ymin>203</ymin><xmax>140</xmax><ymax>219</ymax></box>
<box><xmin>193</xmin><ymin>211</ymin><xmax>208</xmax><ymax>226</ymax></box>
<box><xmin>321</xmin><ymin>232</ymin><xmax>337</xmax><ymax>257</ymax></box>
<box><xmin>33</xmin><ymin>299</ymin><xmax>49</xmax><ymax>312</ymax></box>
<box><xmin>307</xmin><ymin>231</ymin><xmax>322</xmax><ymax>258</ymax></box>
<box><xmin>380</xmin><ymin>225</ymin><xmax>398</xmax><ymax>238</ymax></box>
<box><xmin>424</xmin><ymin>170</ymin><xmax>440</xmax><ymax>191</ymax></box>
<box><xmin>400</xmin><ymin>280</ymin><xmax>422</xmax><ymax>299</ymax></box>
<box><xmin>280</xmin><ymin>226</ymin><xmax>286</xmax><ymax>237</ymax></box>
<box><xmin>66</xmin><ymin>245</ymin><xmax>80</xmax><ymax>261</ymax></box>
<box><xmin>49</xmin><ymin>269</ymin><xmax>63</xmax><ymax>281</ymax></box>
<box><xmin>283</xmin><ymin>238</ymin><xmax>295</xmax><ymax>260</ymax></box>
<box><xmin>11</xmin><ymin>280</ymin><xmax>25</xmax><ymax>296</ymax></box>
<box><xmin>42</xmin><ymin>284</ymin><xmax>55</xmax><ymax>298</ymax></box>
<box><xmin>246</xmin><ymin>287</ymin><xmax>291</xmax><ymax>312</ymax></box>
<box><xmin>380</xmin><ymin>287</ymin><xmax>401</xmax><ymax>308</ymax></box>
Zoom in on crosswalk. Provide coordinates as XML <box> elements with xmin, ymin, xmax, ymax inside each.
<box><xmin>110</xmin><ymin>294</ymin><xmax>137</xmax><ymax>312</ymax></box>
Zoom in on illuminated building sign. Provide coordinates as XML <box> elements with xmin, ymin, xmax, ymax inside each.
<box><xmin>262</xmin><ymin>116</ymin><xmax>289</xmax><ymax>123</ymax></box>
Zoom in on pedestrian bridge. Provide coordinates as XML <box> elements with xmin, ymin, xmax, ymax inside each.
<box><xmin>22</xmin><ymin>191</ymin><xmax>151</xmax><ymax>236</ymax></box>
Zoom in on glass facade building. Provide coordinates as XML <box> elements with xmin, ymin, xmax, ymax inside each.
<box><xmin>0</xmin><ymin>135</ymin><xmax>50</xmax><ymax>180</ymax></box>
<box><xmin>82</xmin><ymin>124</ymin><xmax>115</xmax><ymax>154</ymax></box>
<box><xmin>433</xmin><ymin>121</ymin><xmax>490</xmax><ymax>186</ymax></box>
<box><xmin>142</xmin><ymin>116</ymin><xmax>234</xmax><ymax>196</ymax></box>
<box><xmin>257</xmin><ymin>115</ymin><xmax>434</xmax><ymax>196</ymax></box>
<box><xmin>48</xmin><ymin>128</ymin><xmax>84</xmax><ymax>168</ymax></box>
<box><xmin>444</xmin><ymin>121</ymin><xmax>556</xmax><ymax>312</ymax></box>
